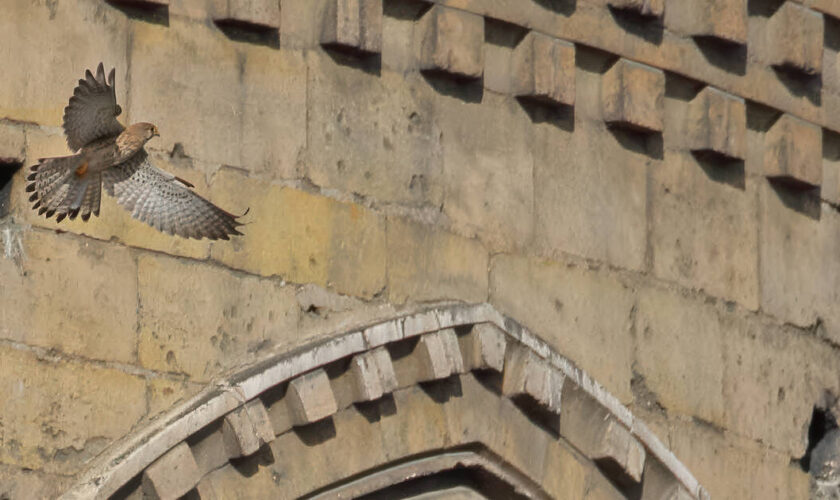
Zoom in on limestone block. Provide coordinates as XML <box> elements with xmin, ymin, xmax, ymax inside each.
<box><xmin>306</xmin><ymin>56</ymin><xmax>443</xmax><ymax>206</ymax></box>
<box><xmin>608</xmin><ymin>0</ymin><xmax>664</xmax><ymax>17</ymax></box>
<box><xmin>141</xmin><ymin>442</ymin><xmax>201</xmax><ymax>500</ymax></box>
<box><xmin>415</xmin><ymin>330</ymin><xmax>463</xmax><ymax>381</ymax></box>
<box><xmin>321</xmin><ymin>0</ymin><xmax>382</xmax><ymax>54</ymax></box>
<box><xmin>0</xmin><ymin>2</ymin><xmax>128</xmax><ymax>126</ymax></box>
<box><xmin>386</xmin><ymin>217</ymin><xmax>488</xmax><ymax>304</ymax></box>
<box><xmin>0</xmin><ymin>344</ymin><xmax>146</xmax><ymax>474</ymax></box>
<box><xmin>597</xmin><ymin>419</ymin><xmax>646</xmax><ymax>483</ymax></box>
<box><xmin>363</xmin><ymin>320</ymin><xmax>403</xmax><ymax>347</ymax></box>
<box><xmin>635</xmin><ymin>287</ymin><xmax>725</xmax><ymax>424</ymax></box>
<box><xmin>459</xmin><ymin>323</ymin><xmax>507</xmax><ymax>372</ymax></box>
<box><xmin>763</xmin><ymin>113</ymin><xmax>822</xmax><ymax>188</ymax></box>
<box><xmin>222</xmin><ymin>399</ymin><xmax>275</xmax><ymax>458</ymax></box>
<box><xmin>640</xmin><ymin>458</ymin><xmax>693</xmax><ymax>500</ymax></box>
<box><xmin>0</xmin><ymin>230</ymin><xmax>138</xmax><ymax>363</ymax></box>
<box><xmin>602</xmin><ymin>58</ymin><xmax>665</xmax><ymax>133</ymax></box>
<box><xmin>490</xmin><ymin>254</ymin><xmax>635</xmax><ymax>403</ymax></box>
<box><xmin>794</xmin><ymin>0</ymin><xmax>840</xmax><ymax>19</ymax></box>
<box><xmin>688</xmin><ymin>86</ymin><xmax>746</xmax><ymax>160</ymax></box>
<box><xmin>190</xmin><ymin>429</ymin><xmax>229</xmax><ymax>476</ymax></box>
<box><xmin>511</xmin><ymin>32</ymin><xmax>575</xmax><ymax>106</ymax></box>
<box><xmin>286</xmin><ymin>369</ymin><xmax>338</xmax><ymax>425</ymax></box>
<box><xmin>212</xmin><ymin>0</ymin><xmax>281</xmax><ymax>29</ymax></box>
<box><xmin>417</xmin><ymin>5</ymin><xmax>484</xmax><ymax>80</ymax></box>
<box><xmin>0</xmin><ymin>122</ymin><xmax>24</xmax><ymax>164</ymax></box>
<box><xmin>502</xmin><ymin>344</ymin><xmax>563</xmax><ymax>414</ymax></box>
<box><xmin>666</xmin><ymin>0</ymin><xmax>747</xmax><ymax>45</ymax></box>
<box><xmin>350</xmin><ymin>347</ymin><xmax>398</xmax><ymax>401</ymax></box>
<box><xmin>209</xmin><ymin>169</ymin><xmax>388</xmax><ymax>299</ymax></box>
<box><xmin>651</xmin><ymin>152</ymin><xmax>758</xmax><ymax>309</ymax></box>
<box><xmin>437</xmin><ymin>328</ymin><xmax>467</xmax><ymax>374</ymax></box>
<box><xmin>137</xmin><ymin>254</ymin><xmax>299</xmax><ymax>381</ymax></box>
<box><xmin>766</xmin><ymin>2</ymin><xmax>824</xmax><ymax>75</ymax></box>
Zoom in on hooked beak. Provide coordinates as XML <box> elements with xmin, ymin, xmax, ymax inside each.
<box><xmin>152</xmin><ymin>126</ymin><xmax>160</xmax><ymax>138</ymax></box>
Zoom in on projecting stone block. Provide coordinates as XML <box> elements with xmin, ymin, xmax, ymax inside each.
<box><xmin>415</xmin><ymin>329</ymin><xmax>465</xmax><ymax>381</ymax></box>
<box><xmin>763</xmin><ymin>113</ymin><xmax>822</xmax><ymax>188</ymax></box>
<box><xmin>560</xmin><ymin>382</ymin><xmax>644</xmax><ymax>487</ymax></box>
<box><xmin>350</xmin><ymin>347</ymin><xmax>398</xmax><ymax>401</ymax></box>
<box><xmin>417</xmin><ymin>4</ymin><xmax>484</xmax><ymax>80</ymax></box>
<box><xmin>222</xmin><ymin>399</ymin><xmax>275</xmax><ymax>458</ymax></box>
<box><xmin>321</xmin><ymin>0</ymin><xmax>382</xmax><ymax>54</ymax></box>
<box><xmin>286</xmin><ymin>369</ymin><xmax>338</xmax><ymax>425</ymax></box>
<box><xmin>0</xmin><ymin>122</ymin><xmax>24</xmax><ymax>165</ymax></box>
<box><xmin>666</xmin><ymin>0</ymin><xmax>747</xmax><ymax>45</ymax></box>
<box><xmin>608</xmin><ymin>0</ymin><xmax>664</xmax><ymax>17</ymax></box>
<box><xmin>141</xmin><ymin>442</ymin><xmax>201</xmax><ymax>500</ymax></box>
<box><xmin>640</xmin><ymin>457</ymin><xmax>695</xmax><ymax>500</ymax></box>
<box><xmin>766</xmin><ymin>2</ymin><xmax>823</xmax><ymax>75</ymax></box>
<box><xmin>212</xmin><ymin>0</ymin><xmax>281</xmax><ymax>30</ymax></box>
<box><xmin>688</xmin><ymin>86</ymin><xmax>746</xmax><ymax>160</ymax></box>
<box><xmin>403</xmin><ymin>310</ymin><xmax>441</xmax><ymax>337</ymax></box>
<box><xmin>459</xmin><ymin>323</ymin><xmax>507</xmax><ymax>372</ymax></box>
<box><xmin>502</xmin><ymin>344</ymin><xmax>563</xmax><ymax>414</ymax></box>
<box><xmin>602</xmin><ymin>59</ymin><xmax>664</xmax><ymax>133</ymax></box>
<box><xmin>511</xmin><ymin>32</ymin><xmax>575</xmax><ymax>106</ymax></box>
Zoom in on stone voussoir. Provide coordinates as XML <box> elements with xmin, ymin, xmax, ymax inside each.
<box><xmin>141</xmin><ymin>442</ymin><xmax>201</xmax><ymax>500</ymax></box>
<box><xmin>459</xmin><ymin>322</ymin><xmax>507</xmax><ymax>372</ymax></box>
<box><xmin>221</xmin><ymin>399</ymin><xmax>275</xmax><ymax>458</ymax></box>
<box><xmin>349</xmin><ymin>346</ymin><xmax>398</xmax><ymax>402</ymax></box>
<box><xmin>286</xmin><ymin>369</ymin><xmax>339</xmax><ymax>426</ymax></box>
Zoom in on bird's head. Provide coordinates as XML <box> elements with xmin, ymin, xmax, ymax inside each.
<box><xmin>130</xmin><ymin>122</ymin><xmax>160</xmax><ymax>142</ymax></box>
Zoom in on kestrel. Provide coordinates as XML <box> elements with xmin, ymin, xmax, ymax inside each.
<box><xmin>25</xmin><ymin>63</ymin><xmax>244</xmax><ymax>240</ymax></box>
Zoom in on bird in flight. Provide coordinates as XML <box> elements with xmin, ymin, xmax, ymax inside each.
<box><xmin>25</xmin><ymin>63</ymin><xmax>244</xmax><ymax>240</ymax></box>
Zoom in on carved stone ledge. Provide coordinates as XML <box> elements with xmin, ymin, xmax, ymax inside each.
<box><xmin>417</xmin><ymin>4</ymin><xmax>485</xmax><ymax>81</ymax></box>
<box><xmin>320</xmin><ymin>0</ymin><xmax>383</xmax><ymax>55</ymax></box>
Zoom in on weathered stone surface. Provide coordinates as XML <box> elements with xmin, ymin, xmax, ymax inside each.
<box><xmin>670</xmin><ymin>417</ymin><xmax>810</xmax><ymax>499</ymax></box>
<box><xmin>394</xmin><ymin>330</ymin><xmax>465</xmax><ymax>384</ymax></box>
<box><xmin>635</xmin><ymin>287</ymin><xmax>725</xmax><ymax>424</ymax></box>
<box><xmin>349</xmin><ymin>346</ymin><xmax>398</xmax><ymax>401</ymax></box>
<box><xmin>758</xmin><ymin>181</ymin><xmax>822</xmax><ymax>328</ymax></box>
<box><xmin>222</xmin><ymin>399</ymin><xmax>275</xmax><ymax>458</ymax></box>
<box><xmin>438</xmin><ymin>92</ymin><xmax>534</xmax><ymax>252</ymax></box>
<box><xmin>665</xmin><ymin>0</ymin><xmax>747</xmax><ymax>44</ymax></box>
<box><xmin>321</xmin><ymin>0</ymin><xmax>382</xmax><ymax>54</ymax></box>
<box><xmin>211</xmin><ymin>0</ymin><xmax>281</xmax><ymax>29</ymax></box>
<box><xmin>0</xmin><ymin>1</ymin><xmax>128</xmax><ymax>126</ymax></box>
<box><xmin>416</xmin><ymin>4</ymin><xmax>484</xmax><ymax>80</ymax></box>
<box><xmin>607</xmin><ymin>0</ymin><xmax>664</xmax><ymax>17</ymax></box>
<box><xmin>602</xmin><ymin>58</ymin><xmax>665</xmax><ymax>133</ymax></box>
<box><xmin>490</xmin><ymin>254</ymin><xmax>635</xmax><ymax>403</ymax></box>
<box><xmin>597</xmin><ymin>419</ymin><xmax>646</xmax><ymax>483</ymax></box>
<box><xmin>688</xmin><ymin>86</ymin><xmax>746</xmax><ymax>160</ymax></box>
<box><xmin>210</xmin><ymin>169</ymin><xmax>387</xmax><ymax>299</ymax></box>
<box><xmin>721</xmin><ymin>313</ymin><xmax>836</xmax><ymax>456</ymax></box>
<box><xmin>287</xmin><ymin>369</ymin><xmax>338</xmax><ymax>425</ymax></box>
<box><xmin>0</xmin><ymin>344</ymin><xmax>146</xmax><ymax>474</ymax></box>
<box><xmin>763</xmin><ymin>113</ymin><xmax>822</xmax><ymax>188</ymax></box>
<box><xmin>129</xmin><ymin>19</ymin><xmax>306</xmax><ymax>175</ymax></box>
<box><xmin>511</xmin><ymin>32</ymin><xmax>575</xmax><ymax>106</ymax></box>
<box><xmin>0</xmin><ymin>230</ymin><xmax>138</xmax><ymax>363</ymax></box>
<box><xmin>0</xmin><ymin>465</ymin><xmax>70</xmax><ymax>500</ymax></box>
<box><xmin>650</xmin><ymin>151</ymin><xmax>758</xmax><ymax>309</ymax></box>
<box><xmin>386</xmin><ymin>217</ymin><xmax>488</xmax><ymax>304</ymax></box>
<box><xmin>459</xmin><ymin>323</ymin><xmax>507</xmax><ymax>372</ymax></box>
<box><xmin>766</xmin><ymin>2</ymin><xmax>824</xmax><ymax>75</ymax></box>
<box><xmin>306</xmin><ymin>55</ymin><xmax>443</xmax><ymax>206</ymax></box>
<box><xmin>0</xmin><ymin>121</ymin><xmax>25</xmax><ymax>164</ymax></box>
<box><xmin>137</xmin><ymin>253</ymin><xmax>299</xmax><ymax>381</ymax></box>
<box><xmin>141</xmin><ymin>442</ymin><xmax>201</xmax><ymax>500</ymax></box>
<box><xmin>541</xmin><ymin>440</ymin><xmax>589</xmax><ymax>499</ymax></box>
<box><xmin>534</xmin><ymin>63</ymin><xmax>648</xmax><ymax>271</ymax></box>
<box><xmin>502</xmin><ymin>343</ymin><xmax>563</xmax><ymax>413</ymax></box>
<box><xmin>146</xmin><ymin>378</ymin><xmax>202</xmax><ymax>417</ymax></box>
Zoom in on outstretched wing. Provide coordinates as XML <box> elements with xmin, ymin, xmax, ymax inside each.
<box><xmin>63</xmin><ymin>63</ymin><xmax>125</xmax><ymax>151</ymax></box>
<box><xmin>103</xmin><ymin>151</ymin><xmax>244</xmax><ymax>240</ymax></box>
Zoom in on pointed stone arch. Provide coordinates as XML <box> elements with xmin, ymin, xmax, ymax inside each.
<box><xmin>60</xmin><ymin>304</ymin><xmax>707</xmax><ymax>499</ymax></box>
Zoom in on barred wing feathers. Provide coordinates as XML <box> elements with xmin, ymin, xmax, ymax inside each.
<box><xmin>103</xmin><ymin>152</ymin><xmax>243</xmax><ymax>240</ymax></box>
<box><xmin>63</xmin><ymin>63</ymin><xmax>124</xmax><ymax>151</ymax></box>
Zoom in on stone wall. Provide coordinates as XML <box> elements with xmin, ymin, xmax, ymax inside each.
<box><xmin>0</xmin><ymin>0</ymin><xmax>839</xmax><ymax>498</ymax></box>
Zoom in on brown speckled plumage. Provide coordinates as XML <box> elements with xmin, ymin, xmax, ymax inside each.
<box><xmin>25</xmin><ymin>63</ymin><xmax>244</xmax><ymax>240</ymax></box>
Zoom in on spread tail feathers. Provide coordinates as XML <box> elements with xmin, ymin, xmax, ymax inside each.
<box><xmin>25</xmin><ymin>155</ymin><xmax>102</xmax><ymax>222</ymax></box>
